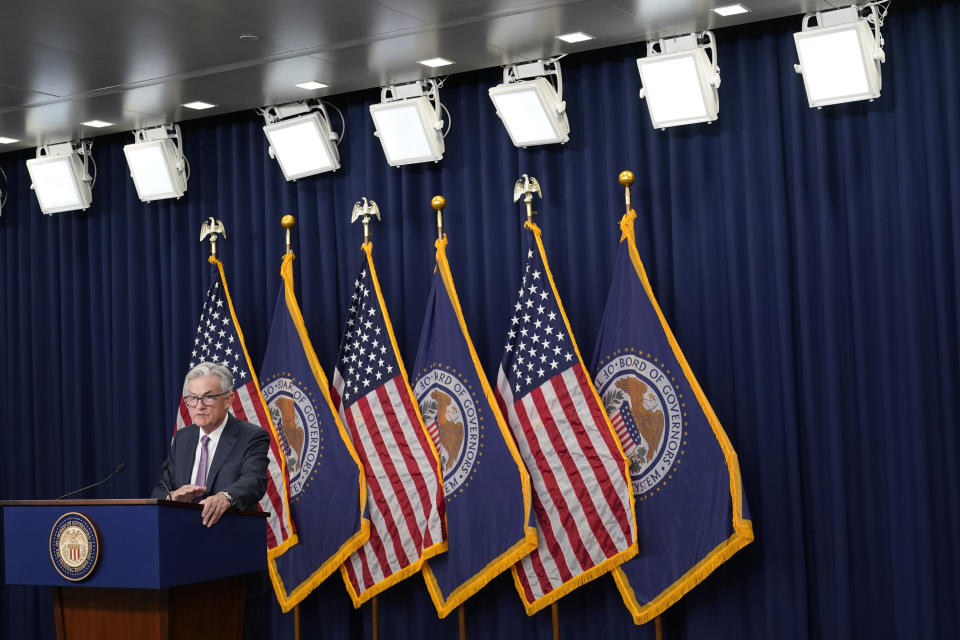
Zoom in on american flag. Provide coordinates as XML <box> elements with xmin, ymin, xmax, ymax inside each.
<box><xmin>495</xmin><ymin>222</ymin><xmax>637</xmax><ymax>613</ymax></box>
<box><xmin>331</xmin><ymin>245</ymin><xmax>446</xmax><ymax>605</ymax></box>
<box><xmin>175</xmin><ymin>257</ymin><xmax>296</xmax><ymax>553</ymax></box>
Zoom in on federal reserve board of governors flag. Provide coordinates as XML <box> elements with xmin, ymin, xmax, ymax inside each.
<box><xmin>495</xmin><ymin>221</ymin><xmax>637</xmax><ymax>614</ymax></box>
<box><xmin>413</xmin><ymin>236</ymin><xmax>537</xmax><ymax>618</ymax></box>
<box><xmin>176</xmin><ymin>255</ymin><xmax>296</xmax><ymax>556</ymax></box>
<box><xmin>331</xmin><ymin>241</ymin><xmax>447</xmax><ymax>606</ymax></box>
<box><xmin>591</xmin><ymin>210</ymin><xmax>754</xmax><ymax>625</ymax></box>
<box><xmin>259</xmin><ymin>252</ymin><xmax>370</xmax><ymax>612</ymax></box>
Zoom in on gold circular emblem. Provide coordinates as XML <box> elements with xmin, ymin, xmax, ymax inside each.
<box><xmin>49</xmin><ymin>512</ymin><xmax>100</xmax><ymax>581</ymax></box>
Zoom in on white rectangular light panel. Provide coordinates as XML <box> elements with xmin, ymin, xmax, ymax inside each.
<box><xmin>369</xmin><ymin>97</ymin><xmax>444</xmax><ymax>167</ymax></box>
<box><xmin>489</xmin><ymin>77</ymin><xmax>570</xmax><ymax>147</ymax></box>
<box><xmin>26</xmin><ymin>154</ymin><xmax>92</xmax><ymax>214</ymax></box>
<box><xmin>794</xmin><ymin>20</ymin><xmax>880</xmax><ymax>107</ymax></box>
<box><xmin>296</xmin><ymin>81</ymin><xmax>328</xmax><ymax>90</ymax></box>
<box><xmin>637</xmin><ymin>47</ymin><xmax>718</xmax><ymax>128</ymax></box>
<box><xmin>418</xmin><ymin>57</ymin><xmax>454</xmax><ymax>68</ymax></box>
<box><xmin>263</xmin><ymin>112</ymin><xmax>339</xmax><ymax>180</ymax></box>
<box><xmin>0</xmin><ymin>137</ymin><xmax>19</xmax><ymax>144</ymax></box>
<box><xmin>182</xmin><ymin>101</ymin><xmax>216</xmax><ymax>110</ymax></box>
<box><xmin>123</xmin><ymin>139</ymin><xmax>186</xmax><ymax>201</ymax></box>
<box><xmin>558</xmin><ymin>32</ymin><xmax>594</xmax><ymax>43</ymax></box>
<box><xmin>713</xmin><ymin>4</ymin><xmax>750</xmax><ymax>17</ymax></box>
<box><xmin>81</xmin><ymin>120</ymin><xmax>113</xmax><ymax>128</ymax></box>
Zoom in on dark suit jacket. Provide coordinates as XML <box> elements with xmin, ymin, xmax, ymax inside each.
<box><xmin>152</xmin><ymin>415</ymin><xmax>269</xmax><ymax>511</ymax></box>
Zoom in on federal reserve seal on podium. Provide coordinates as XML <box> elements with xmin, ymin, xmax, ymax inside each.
<box><xmin>49</xmin><ymin>512</ymin><xmax>100</xmax><ymax>581</ymax></box>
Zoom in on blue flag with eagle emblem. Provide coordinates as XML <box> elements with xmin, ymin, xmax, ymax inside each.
<box><xmin>413</xmin><ymin>236</ymin><xmax>537</xmax><ymax>618</ymax></box>
<box><xmin>591</xmin><ymin>210</ymin><xmax>754</xmax><ymax>625</ymax></box>
<box><xmin>260</xmin><ymin>252</ymin><xmax>369</xmax><ymax>612</ymax></box>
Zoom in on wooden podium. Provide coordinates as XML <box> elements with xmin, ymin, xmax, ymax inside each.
<box><xmin>1</xmin><ymin>499</ymin><xmax>267</xmax><ymax>640</ymax></box>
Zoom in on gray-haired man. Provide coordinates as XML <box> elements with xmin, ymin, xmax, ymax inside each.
<box><xmin>152</xmin><ymin>362</ymin><xmax>269</xmax><ymax>527</ymax></box>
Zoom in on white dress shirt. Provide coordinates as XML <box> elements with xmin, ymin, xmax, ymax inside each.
<box><xmin>189</xmin><ymin>414</ymin><xmax>228</xmax><ymax>486</ymax></box>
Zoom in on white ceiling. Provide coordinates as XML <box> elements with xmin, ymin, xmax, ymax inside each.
<box><xmin>0</xmin><ymin>0</ymin><xmax>839</xmax><ymax>152</ymax></box>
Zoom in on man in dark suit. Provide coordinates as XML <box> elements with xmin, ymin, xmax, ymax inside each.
<box><xmin>153</xmin><ymin>361</ymin><xmax>269</xmax><ymax>527</ymax></box>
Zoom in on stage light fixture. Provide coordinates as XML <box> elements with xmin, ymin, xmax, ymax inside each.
<box><xmin>488</xmin><ymin>57</ymin><xmax>570</xmax><ymax>148</ymax></box>
<box><xmin>793</xmin><ymin>3</ymin><xmax>887</xmax><ymax>108</ymax></box>
<box><xmin>261</xmin><ymin>100</ymin><xmax>343</xmax><ymax>180</ymax></box>
<box><xmin>369</xmin><ymin>79</ymin><xmax>448</xmax><ymax>167</ymax></box>
<box><xmin>636</xmin><ymin>31</ymin><xmax>721</xmax><ymax>130</ymax></box>
<box><xmin>123</xmin><ymin>124</ymin><xmax>188</xmax><ymax>202</ymax></box>
<box><xmin>26</xmin><ymin>140</ymin><xmax>95</xmax><ymax>214</ymax></box>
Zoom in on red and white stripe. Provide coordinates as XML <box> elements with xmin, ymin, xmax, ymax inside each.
<box><xmin>174</xmin><ymin>381</ymin><xmax>292</xmax><ymax>549</ymax></box>
<box><xmin>495</xmin><ymin>363</ymin><xmax>634</xmax><ymax>605</ymax></box>
<box><xmin>424</xmin><ymin>418</ymin><xmax>441</xmax><ymax>450</ymax></box>
<box><xmin>611</xmin><ymin>411</ymin><xmax>639</xmax><ymax>458</ymax></box>
<box><xmin>331</xmin><ymin>371</ymin><xmax>445</xmax><ymax>600</ymax></box>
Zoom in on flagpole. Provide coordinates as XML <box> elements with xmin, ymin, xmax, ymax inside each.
<box><xmin>282</xmin><ymin>212</ymin><xmax>300</xmax><ymax>640</ymax></box>
<box><xmin>551</xmin><ymin>602</ymin><xmax>560</xmax><ymax>640</ymax></box>
<box><xmin>431</xmin><ymin>195</ymin><xmax>446</xmax><ymax>240</ymax></box>
<box><xmin>282</xmin><ymin>214</ymin><xmax>295</xmax><ymax>254</ymax></box>
<box><xmin>619</xmin><ymin>170</ymin><xmax>634</xmax><ymax>214</ymax></box>
<box><xmin>350</xmin><ymin>197</ymin><xmax>381</xmax><ymax>640</ymax></box>
<box><xmin>514</xmin><ymin>174</ymin><xmax>559</xmax><ymax>639</ymax></box>
<box><xmin>620</xmin><ymin>170</ymin><xmax>661</xmax><ymax>640</ymax></box>
<box><xmin>432</xmin><ymin>193</ymin><xmax>463</xmax><ymax>638</ymax></box>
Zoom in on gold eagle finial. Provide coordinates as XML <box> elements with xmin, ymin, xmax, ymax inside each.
<box><xmin>199</xmin><ymin>217</ymin><xmax>226</xmax><ymax>257</ymax></box>
<box><xmin>351</xmin><ymin>197</ymin><xmax>381</xmax><ymax>243</ymax></box>
<box><xmin>513</xmin><ymin>174</ymin><xmax>542</xmax><ymax>223</ymax></box>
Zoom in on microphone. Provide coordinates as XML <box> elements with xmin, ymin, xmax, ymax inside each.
<box><xmin>159</xmin><ymin>461</ymin><xmax>174</xmax><ymax>499</ymax></box>
<box><xmin>56</xmin><ymin>463</ymin><xmax>127</xmax><ymax>500</ymax></box>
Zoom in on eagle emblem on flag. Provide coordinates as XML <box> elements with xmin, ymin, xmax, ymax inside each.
<box><xmin>595</xmin><ymin>356</ymin><xmax>684</xmax><ymax>495</ymax></box>
<box><xmin>415</xmin><ymin>371</ymin><xmax>480</xmax><ymax>495</ymax></box>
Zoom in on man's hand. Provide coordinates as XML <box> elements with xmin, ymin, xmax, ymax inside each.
<box><xmin>169</xmin><ymin>484</ymin><xmax>206</xmax><ymax>502</ymax></box>
<box><xmin>199</xmin><ymin>492</ymin><xmax>232</xmax><ymax>528</ymax></box>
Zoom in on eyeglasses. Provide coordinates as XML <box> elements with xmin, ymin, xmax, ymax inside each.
<box><xmin>183</xmin><ymin>392</ymin><xmax>231</xmax><ymax>408</ymax></box>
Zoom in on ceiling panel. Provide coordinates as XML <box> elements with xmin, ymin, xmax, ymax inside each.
<box><xmin>0</xmin><ymin>97</ymin><xmax>167</xmax><ymax>149</ymax></box>
<box><xmin>607</xmin><ymin>0</ymin><xmax>836</xmax><ymax>36</ymax></box>
<box><xmin>117</xmin><ymin>56</ymin><xmax>383</xmax><ymax>123</ymax></box>
<box><xmin>482</xmin><ymin>1</ymin><xmax>655</xmax><ymax>61</ymax></box>
<box><xmin>0</xmin><ymin>0</ymin><xmax>428</xmax><ymax>88</ymax></box>
<box><xmin>0</xmin><ymin>1</ymin><xmax>288</xmax><ymax>84</ymax></box>
<box><xmin>134</xmin><ymin>0</ymin><xmax>428</xmax><ymax>54</ymax></box>
<box><xmin>319</xmin><ymin>24</ymin><xmax>513</xmax><ymax>87</ymax></box>
<box><xmin>0</xmin><ymin>37</ymin><xmax>135</xmax><ymax>100</ymax></box>
<box><xmin>372</xmin><ymin>0</ymin><xmax>575</xmax><ymax>23</ymax></box>
<box><xmin>0</xmin><ymin>84</ymin><xmax>60</xmax><ymax>111</ymax></box>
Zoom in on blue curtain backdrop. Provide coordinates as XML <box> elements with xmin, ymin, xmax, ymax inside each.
<box><xmin>2</xmin><ymin>1</ymin><xmax>959</xmax><ymax>638</ymax></box>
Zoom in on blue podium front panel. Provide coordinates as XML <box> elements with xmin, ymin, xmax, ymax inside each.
<box><xmin>2</xmin><ymin>501</ymin><xmax>266</xmax><ymax>589</ymax></box>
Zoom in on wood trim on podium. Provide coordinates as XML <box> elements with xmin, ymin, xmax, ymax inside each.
<box><xmin>51</xmin><ymin>575</ymin><xmax>246</xmax><ymax>640</ymax></box>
